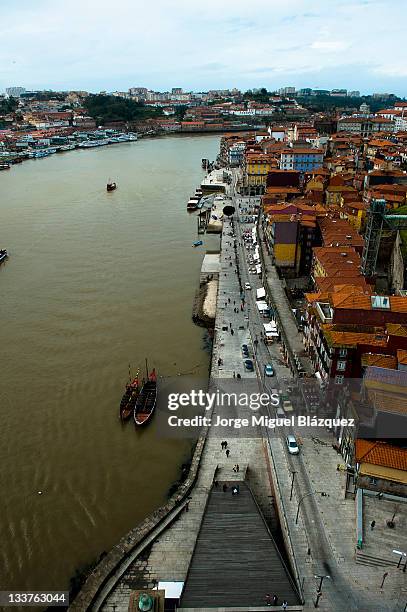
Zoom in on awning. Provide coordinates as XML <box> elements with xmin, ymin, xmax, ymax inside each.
<box><xmin>256</xmin><ymin>300</ymin><xmax>269</xmax><ymax>312</ymax></box>
<box><xmin>155</xmin><ymin>581</ymin><xmax>184</xmax><ymax>598</ymax></box>
<box><xmin>263</xmin><ymin>322</ymin><xmax>277</xmax><ymax>332</ymax></box>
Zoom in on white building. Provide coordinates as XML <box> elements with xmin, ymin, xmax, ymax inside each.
<box><xmin>6</xmin><ymin>87</ymin><xmax>26</xmax><ymax>97</ymax></box>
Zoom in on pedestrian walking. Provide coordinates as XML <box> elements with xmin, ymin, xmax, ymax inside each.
<box><xmin>226</xmin><ymin>449</ymin><xmax>230</xmax><ymax>458</ymax></box>
<box><xmin>272</xmin><ymin>594</ymin><xmax>278</xmax><ymax>605</ymax></box>
<box><xmin>224</xmin><ymin>441</ymin><xmax>228</xmax><ymax>449</ymax></box>
<box><xmin>370</xmin><ymin>520</ymin><xmax>376</xmax><ymax>530</ymax></box>
<box><xmin>282</xmin><ymin>600</ymin><xmax>288</xmax><ymax>610</ymax></box>
<box><xmin>231</xmin><ymin>329</ymin><xmax>234</xmax><ymax>335</ymax></box>
<box><xmin>222</xmin><ymin>483</ymin><xmax>227</xmax><ymax>492</ymax></box>
<box><xmin>236</xmin><ymin>464</ymin><xmax>239</xmax><ymax>472</ymax></box>
<box><xmin>233</xmin><ymin>371</ymin><xmax>236</xmax><ymax>378</ymax></box>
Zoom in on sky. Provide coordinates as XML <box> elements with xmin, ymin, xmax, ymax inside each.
<box><xmin>1</xmin><ymin>0</ymin><xmax>407</xmax><ymax>96</ymax></box>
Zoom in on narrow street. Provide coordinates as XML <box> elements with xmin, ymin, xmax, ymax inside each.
<box><xmin>228</xmin><ymin>176</ymin><xmax>375</xmax><ymax>611</ymax></box>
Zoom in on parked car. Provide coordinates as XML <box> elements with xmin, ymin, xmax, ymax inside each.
<box><xmin>282</xmin><ymin>400</ymin><xmax>294</xmax><ymax>413</ymax></box>
<box><xmin>264</xmin><ymin>363</ymin><xmax>274</xmax><ymax>377</ymax></box>
<box><xmin>244</xmin><ymin>359</ymin><xmax>254</xmax><ymax>372</ymax></box>
<box><xmin>241</xmin><ymin>344</ymin><xmax>249</xmax><ymax>357</ymax></box>
<box><xmin>286</xmin><ymin>434</ymin><xmax>300</xmax><ymax>455</ymax></box>
<box><xmin>245</xmin><ymin>283</ymin><xmax>251</xmax><ymax>290</ymax></box>
<box><xmin>276</xmin><ymin>405</ymin><xmax>285</xmax><ymax>418</ymax></box>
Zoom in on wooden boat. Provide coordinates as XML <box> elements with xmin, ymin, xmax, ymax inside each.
<box><xmin>192</xmin><ymin>240</ymin><xmax>203</xmax><ymax>247</ymax></box>
<box><xmin>107</xmin><ymin>180</ymin><xmax>117</xmax><ymax>192</ymax></box>
<box><xmin>0</xmin><ymin>249</ymin><xmax>8</xmax><ymax>265</ymax></box>
<box><xmin>134</xmin><ymin>365</ymin><xmax>157</xmax><ymax>426</ymax></box>
<box><xmin>119</xmin><ymin>369</ymin><xmax>139</xmax><ymax>421</ymax></box>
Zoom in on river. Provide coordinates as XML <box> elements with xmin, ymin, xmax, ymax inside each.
<box><xmin>0</xmin><ymin>134</ymin><xmax>220</xmax><ymax>592</ymax></box>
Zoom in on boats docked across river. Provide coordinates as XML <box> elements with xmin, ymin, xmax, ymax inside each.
<box><xmin>107</xmin><ymin>181</ymin><xmax>117</xmax><ymax>192</ymax></box>
<box><xmin>134</xmin><ymin>367</ymin><xmax>157</xmax><ymax>426</ymax></box>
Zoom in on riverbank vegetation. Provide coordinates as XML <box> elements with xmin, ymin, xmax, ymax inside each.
<box><xmin>84</xmin><ymin>94</ymin><xmax>163</xmax><ymax>124</ymax></box>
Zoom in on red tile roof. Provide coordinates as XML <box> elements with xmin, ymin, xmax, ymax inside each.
<box><xmin>355</xmin><ymin>439</ymin><xmax>407</xmax><ymax>471</ymax></box>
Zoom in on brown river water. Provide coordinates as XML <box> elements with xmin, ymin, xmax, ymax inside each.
<box><xmin>0</xmin><ymin>134</ymin><xmax>220</xmax><ymax>593</ymax></box>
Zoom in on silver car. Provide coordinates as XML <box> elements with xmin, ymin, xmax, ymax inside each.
<box><xmin>286</xmin><ymin>434</ymin><xmax>299</xmax><ymax>455</ymax></box>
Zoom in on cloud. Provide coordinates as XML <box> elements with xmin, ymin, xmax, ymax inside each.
<box><xmin>311</xmin><ymin>41</ymin><xmax>349</xmax><ymax>51</ymax></box>
<box><xmin>0</xmin><ymin>0</ymin><xmax>406</xmax><ymax>94</ymax></box>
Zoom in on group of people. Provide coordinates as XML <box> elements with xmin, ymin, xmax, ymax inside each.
<box><xmin>265</xmin><ymin>593</ymin><xmax>288</xmax><ymax>608</ymax></box>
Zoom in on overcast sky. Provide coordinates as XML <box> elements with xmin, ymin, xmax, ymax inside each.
<box><xmin>1</xmin><ymin>0</ymin><xmax>406</xmax><ymax>95</ymax></box>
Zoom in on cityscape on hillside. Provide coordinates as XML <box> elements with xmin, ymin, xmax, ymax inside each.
<box><xmin>1</xmin><ymin>1</ymin><xmax>407</xmax><ymax>611</ymax></box>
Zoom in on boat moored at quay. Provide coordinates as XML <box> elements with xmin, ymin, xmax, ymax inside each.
<box><xmin>133</xmin><ymin>366</ymin><xmax>157</xmax><ymax>426</ymax></box>
<box><xmin>119</xmin><ymin>372</ymin><xmax>140</xmax><ymax>421</ymax></box>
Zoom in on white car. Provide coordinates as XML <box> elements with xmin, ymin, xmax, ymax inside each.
<box><xmin>286</xmin><ymin>434</ymin><xmax>300</xmax><ymax>455</ymax></box>
<box><xmin>245</xmin><ymin>283</ymin><xmax>251</xmax><ymax>290</ymax></box>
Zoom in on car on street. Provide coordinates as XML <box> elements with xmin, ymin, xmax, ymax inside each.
<box><xmin>244</xmin><ymin>359</ymin><xmax>254</xmax><ymax>371</ymax></box>
<box><xmin>245</xmin><ymin>283</ymin><xmax>251</xmax><ymax>290</ymax></box>
<box><xmin>264</xmin><ymin>363</ymin><xmax>275</xmax><ymax>377</ymax></box>
<box><xmin>282</xmin><ymin>400</ymin><xmax>294</xmax><ymax>413</ymax></box>
<box><xmin>286</xmin><ymin>434</ymin><xmax>300</xmax><ymax>455</ymax></box>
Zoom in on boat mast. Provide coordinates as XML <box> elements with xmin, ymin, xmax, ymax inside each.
<box><xmin>145</xmin><ymin>358</ymin><xmax>149</xmax><ymax>380</ymax></box>
<box><xmin>128</xmin><ymin>363</ymin><xmax>131</xmax><ymax>383</ymax></box>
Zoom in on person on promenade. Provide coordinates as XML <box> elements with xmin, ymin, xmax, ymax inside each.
<box><xmin>226</xmin><ymin>449</ymin><xmax>230</xmax><ymax>458</ymax></box>
<box><xmin>222</xmin><ymin>483</ymin><xmax>228</xmax><ymax>492</ymax></box>
<box><xmin>236</xmin><ymin>464</ymin><xmax>239</xmax><ymax>472</ymax></box>
<box><xmin>282</xmin><ymin>600</ymin><xmax>288</xmax><ymax>610</ymax></box>
<box><xmin>272</xmin><ymin>594</ymin><xmax>278</xmax><ymax>605</ymax></box>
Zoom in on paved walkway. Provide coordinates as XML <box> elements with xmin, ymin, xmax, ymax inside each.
<box><xmin>101</xmin><ymin>215</ymin><xmax>285</xmax><ymax>611</ymax></box>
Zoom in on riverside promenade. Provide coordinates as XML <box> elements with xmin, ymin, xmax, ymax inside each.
<box><xmin>71</xmin><ymin>210</ymin><xmax>302</xmax><ymax>611</ymax></box>
<box><xmin>71</xmin><ymin>178</ymin><xmax>406</xmax><ymax>612</ymax></box>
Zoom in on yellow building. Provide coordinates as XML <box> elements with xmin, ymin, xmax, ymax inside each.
<box><xmin>243</xmin><ymin>153</ymin><xmax>276</xmax><ymax>194</ymax></box>
<box><xmin>339</xmin><ymin>198</ymin><xmax>367</xmax><ymax>232</ymax></box>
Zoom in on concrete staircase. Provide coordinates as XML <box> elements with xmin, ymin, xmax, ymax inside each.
<box><xmin>356</xmin><ymin>550</ymin><xmax>399</xmax><ymax>568</ymax></box>
<box><xmin>180</xmin><ymin>481</ymin><xmax>301</xmax><ymax>610</ymax></box>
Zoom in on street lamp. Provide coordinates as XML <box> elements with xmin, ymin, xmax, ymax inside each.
<box><xmin>296</xmin><ymin>491</ymin><xmax>328</xmax><ymax>524</ymax></box>
<box><xmin>393</xmin><ymin>549</ymin><xmax>407</xmax><ymax>571</ymax></box>
<box><xmin>313</xmin><ymin>575</ymin><xmax>330</xmax><ymax>608</ymax></box>
<box><xmin>290</xmin><ymin>470</ymin><xmax>297</xmax><ymax>501</ymax></box>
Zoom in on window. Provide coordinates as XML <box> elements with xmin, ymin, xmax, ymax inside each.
<box><xmin>337</xmin><ymin>360</ymin><xmax>346</xmax><ymax>371</ymax></box>
<box><xmin>335</xmin><ymin>375</ymin><xmax>344</xmax><ymax>385</ymax></box>
<box><xmin>339</xmin><ymin>348</ymin><xmax>347</xmax><ymax>357</ymax></box>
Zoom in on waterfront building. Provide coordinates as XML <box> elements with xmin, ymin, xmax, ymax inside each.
<box><xmin>263</xmin><ymin>202</ymin><xmax>320</xmax><ymax>275</ymax></box>
<box><xmin>242</xmin><ymin>150</ymin><xmax>277</xmax><ymax>195</ymax></box>
<box><xmin>280</xmin><ymin>147</ymin><xmax>324</xmax><ymax>173</ymax></box>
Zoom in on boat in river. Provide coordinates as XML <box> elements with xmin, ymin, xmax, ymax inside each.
<box><xmin>192</xmin><ymin>240</ymin><xmax>203</xmax><ymax>247</ymax></box>
<box><xmin>107</xmin><ymin>180</ymin><xmax>117</xmax><ymax>192</ymax></box>
<box><xmin>187</xmin><ymin>196</ymin><xmax>200</xmax><ymax>211</ymax></box>
<box><xmin>119</xmin><ymin>369</ymin><xmax>140</xmax><ymax>421</ymax></box>
<box><xmin>134</xmin><ymin>365</ymin><xmax>157</xmax><ymax>426</ymax></box>
<box><xmin>0</xmin><ymin>249</ymin><xmax>8</xmax><ymax>265</ymax></box>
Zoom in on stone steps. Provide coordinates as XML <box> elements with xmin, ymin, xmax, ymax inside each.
<box><xmin>356</xmin><ymin>551</ymin><xmax>398</xmax><ymax>567</ymax></box>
